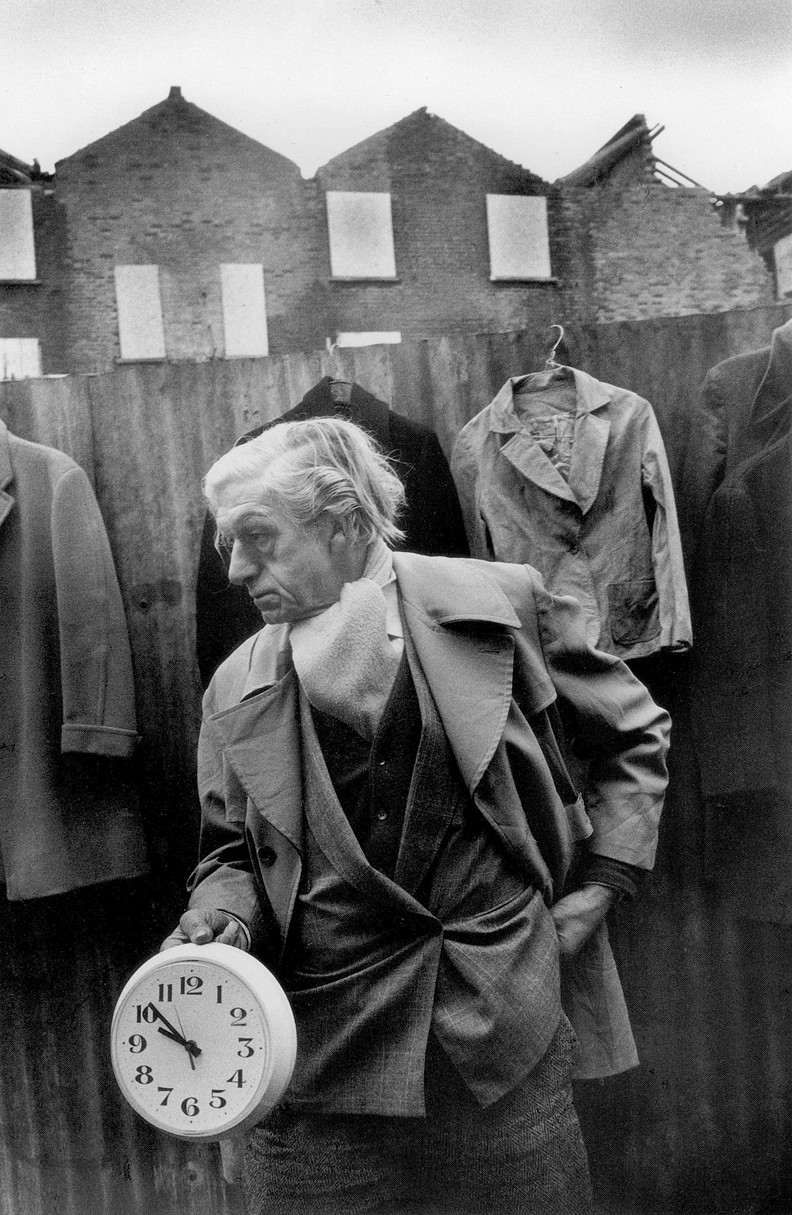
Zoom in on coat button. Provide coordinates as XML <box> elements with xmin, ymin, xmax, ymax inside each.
<box><xmin>258</xmin><ymin>846</ymin><xmax>277</xmax><ymax>867</ymax></box>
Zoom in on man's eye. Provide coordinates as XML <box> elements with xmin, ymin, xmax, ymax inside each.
<box><xmin>217</xmin><ymin>535</ymin><xmax>234</xmax><ymax>555</ymax></box>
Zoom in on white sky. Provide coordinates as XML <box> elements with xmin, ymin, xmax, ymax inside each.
<box><xmin>1</xmin><ymin>0</ymin><xmax>790</xmax><ymax>194</ymax></box>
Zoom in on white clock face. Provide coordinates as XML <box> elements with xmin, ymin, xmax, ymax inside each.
<box><xmin>111</xmin><ymin>945</ymin><xmax>296</xmax><ymax>1141</ymax></box>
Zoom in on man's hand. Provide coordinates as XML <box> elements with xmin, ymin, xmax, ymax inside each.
<box><xmin>160</xmin><ymin>909</ymin><xmax>249</xmax><ymax>952</ymax></box>
<box><xmin>551</xmin><ymin>884</ymin><xmax>618</xmax><ymax>956</ymax></box>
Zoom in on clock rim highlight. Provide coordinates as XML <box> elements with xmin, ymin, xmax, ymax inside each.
<box><xmin>111</xmin><ymin>942</ymin><xmax>297</xmax><ymax>1142</ymax></box>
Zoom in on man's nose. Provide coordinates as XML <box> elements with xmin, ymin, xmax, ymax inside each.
<box><xmin>227</xmin><ymin>540</ymin><xmax>257</xmax><ymax>586</ymax></box>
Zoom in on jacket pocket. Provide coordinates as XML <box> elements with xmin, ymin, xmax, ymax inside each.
<box><xmin>606</xmin><ymin>579</ymin><xmax>660</xmax><ymax>646</ymax></box>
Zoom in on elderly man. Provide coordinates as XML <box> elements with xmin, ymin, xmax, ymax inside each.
<box><xmin>167</xmin><ymin>417</ymin><xmax>670</xmax><ymax>1215</ymax></box>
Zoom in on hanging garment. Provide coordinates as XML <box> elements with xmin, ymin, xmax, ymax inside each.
<box><xmin>195</xmin><ymin>377</ymin><xmax>469</xmax><ymax>686</ymax></box>
<box><xmin>691</xmin><ymin>318</ymin><xmax>792</xmax><ymax>802</ymax></box>
<box><xmin>678</xmin><ymin>314</ymin><xmax>792</xmax><ymax>567</ymax></box>
<box><xmin>451</xmin><ymin>368</ymin><xmax>691</xmax><ymax>661</ymax></box>
<box><xmin>0</xmin><ymin>420</ymin><xmax>148</xmax><ymax>900</ymax></box>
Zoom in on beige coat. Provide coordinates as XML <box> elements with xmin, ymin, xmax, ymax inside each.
<box><xmin>0</xmin><ymin>420</ymin><xmax>148</xmax><ymax>899</ymax></box>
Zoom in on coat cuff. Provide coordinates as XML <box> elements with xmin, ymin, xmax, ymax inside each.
<box><xmin>61</xmin><ymin>723</ymin><xmax>139</xmax><ymax>757</ymax></box>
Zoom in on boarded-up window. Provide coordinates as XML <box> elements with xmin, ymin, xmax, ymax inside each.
<box><xmin>775</xmin><ymin>233</ymin><xmax>792</xmax><ymax>299</ymax></box>
<box><xmin>336</xmin><ymin>331</ymin><xmax>402</xmax><ymax>347</ymax></box>
<box><xmin>326</xmin><ymin>192</ymin><xmax>397</xmax><ymax>279</ymax></box>
<box><xmin>0</xmin><ymin>338</ymin><xmax>41</xmax><ymax>380</ymax></box>
<box><xmin>0</xmin><ymin>190</ymin><xmax>36</xmax><ymax>281</ymax></box>
<box><xmin>486</xmin><ymin>195</ymin><xmax>552</xmax><ymax>281</ymax></box>
<box><xmin>114</xmin><ymin>265</ymin><xmax>166</xmax><ymax>360</ymax></box>
<box><xmin>220</xmin><ymin>264</ymin><xmax>269</xmax><ymax>357</ymax></box>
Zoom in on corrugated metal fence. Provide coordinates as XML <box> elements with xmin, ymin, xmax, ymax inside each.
<box><xmin>1</xmin><ymin>302</ymin><xmax>791</xmax><ymax>1215</ymax></box>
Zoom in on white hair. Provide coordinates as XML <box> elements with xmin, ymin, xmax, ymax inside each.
<box><xmin>204</xmin><ymin>416</ymin><xmax>407</xmax><ymax>547</ymax></box>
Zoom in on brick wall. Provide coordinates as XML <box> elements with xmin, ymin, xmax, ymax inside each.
<box><xmin>317</xmin><ymin>109</ymin><xmax>567</xmax><ymax>341</ymax></box>
<box><xmin>56</xmin><ymin>89</ymin><xmax>330</xmax><ymax>373</ymax></box>
<box><xmin>569</xmin><ymin>182</ymin><xmax>775</xmax><ymax>323</ymax></box>
<box><xmin>0</xmin><ymin>186</ymin><xmax>68</xmax><ymax>374</ymax></box>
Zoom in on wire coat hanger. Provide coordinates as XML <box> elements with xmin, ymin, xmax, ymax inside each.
<box><xmin>545</xmin><ymin>325</ymin><xmax>565</xmax><ymax>370</ymax></box>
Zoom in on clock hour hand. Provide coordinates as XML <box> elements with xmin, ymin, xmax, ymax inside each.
<box><xmin>147</xmin><ymin>1003</ymin><xmax>202</xmax><ymax>1059</ymax></box>
<box><xmin>157</xmin><ymin>1025</ymin><xmax>202</xmax><ymax>1056</ymax></box>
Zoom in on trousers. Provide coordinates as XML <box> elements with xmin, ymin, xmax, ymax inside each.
<box><xmin>243</xmin><ymin>1015</ymin><xmax>593</xmax><ymax>1215</ymax></box>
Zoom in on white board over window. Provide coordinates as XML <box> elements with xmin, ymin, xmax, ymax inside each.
<box><xmin>775</xmin><ymin>233</ymin><xmax>792</xmax><ymax>299</ymax></box>
<box><xmin>221</xmin><ymin>264</ymin><xmax>269</xmax><ymax>357</ymax></box>
<box><xmin>326</xmin><ymin>193</ymin><xmax>397</xmax><ymax>279</ymax></box>
<box><xmin>336</xmin><ymin>331</ymin><xmax>402</xmax><ymax>347</ymax></box>
<box><xmin>0</xmin><ymin>338</ymin><xmax>41</xmax><ymax>380</ymax></box>
<box><xmin>0</xmin><ymin>190</ymin><xmax>37</xmax><ymax>281</ymax></box>
<box><xmin>114</xmin><ymin>265</ymin><xmax>166</xmax><ymax>360</ymax></box>
<box><xmin>486</xmin><ymin>195</ymin><xmax>552</xmax><ymax>281</ymax></box>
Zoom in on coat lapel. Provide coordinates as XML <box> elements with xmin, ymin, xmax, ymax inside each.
<box><xmin>492</xmin><ymin>371</ymin><xmax>611</xmax><ymax>513</ymax></box>
<box><xmin>393</xmin><ymin>553</ymin><xmax>518</xmax><ymax>794</ymax></box>
<box><xmin>0</xmin><ymin>421</ymin><xmax>15</xmax><ymax>530</ymax></box>
<box><xmin>749</xmin><ymin>317</ymin><xmax>792</xmax><ymax>445</ymax></box>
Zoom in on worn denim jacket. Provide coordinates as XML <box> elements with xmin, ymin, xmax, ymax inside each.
<box><xmin>451</xmin><ymin>368</ymin><xmax>692</xmax><ymax>660</ymax></box>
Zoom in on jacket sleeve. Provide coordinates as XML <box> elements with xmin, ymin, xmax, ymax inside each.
<box><xmin>450</xmin><ymin>425</ymin><xmax>495</xmax><ymax>559</ymax></box>
<box><xmin>187</xmin><ymin>708</ymin><xmax>271</xmax><ymax>951</ymax></box>
<box><xmin>690</xmin><ymin>481</ymin><xmax>776</xmax><ymax>800</ymax></box>
<box><xmin>528</xmin><ymin>574</ymin><xmax>670</xmax><ymax>870</ymax></box>
<box><xmin>53</xmin><ymin>464</ymin><xmax>139</xmax><ymax>757</ymax></box>
<box><xmin>640</xmin><ymin>405</ymin><xmax>693</xmax><ymax>652</ymax></box>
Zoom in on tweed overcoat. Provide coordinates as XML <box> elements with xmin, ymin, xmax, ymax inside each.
<box><xmin>0</xmin><ymin>420</ymin><xmax>148</xmax><ymax>900</ymax></box>
<box><xmin>189</xmin><ymin>553</ymin><xmax>670</xmax><ymax>1080</ymax></box>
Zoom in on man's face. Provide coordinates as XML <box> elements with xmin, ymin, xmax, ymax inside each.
<box><xmin>215</xmin><ymin>478</ymin><xmax>356</xmax><ymax>626</ymax></box>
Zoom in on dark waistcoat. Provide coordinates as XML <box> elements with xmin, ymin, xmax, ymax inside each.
<box><xmin>279</xmin><ymin>645</ymin><xmax>561</xmax><ymax>1116</ymax></box>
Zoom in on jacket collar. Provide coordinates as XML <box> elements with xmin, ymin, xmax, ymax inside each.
<box><xmin>0</xmin><ymin>419</ymin><xmax>15</xmax><ymax>529</ymax></box>
<box><xmin>487</xmin><ymin>369</ymin><xmax>611</xmax><ymax>513</ymax></box>
<box><xmin>749</xmin><ymin>317</ymin><xmax>792</xmax><ymax>441</ymax></box>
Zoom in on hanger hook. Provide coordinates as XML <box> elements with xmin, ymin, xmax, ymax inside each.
<box><xmin>545</xmin><ymin>324</ymin><xmax>565</xmax><ymax>369</ymax></box>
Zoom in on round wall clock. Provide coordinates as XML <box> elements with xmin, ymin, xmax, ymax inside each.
<box><xmin>110</xmin><ymin>942</ymin><xmax>297</xmax><ymax>1141</ymax></box>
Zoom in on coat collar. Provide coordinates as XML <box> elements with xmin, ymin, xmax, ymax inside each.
<box><xmin>749</xmin><ymin>317</ymin><xmax>792</xmax><ymax>442</ymax></box>
<box><xmin>293</xmin><ymin>378</ymin><xmax>392</xmax><ymax>451</ymax></box>
<box><xmin>392</xmin><ymin>552</ymin><xmax>518</xmax><ymax>791</ymax></box>
<box><xmin>487</xmin><ymin>369</ymin><xmax>611</xmax><ymax>514</ymax></box>
<box><xmin>208</xmin><ymin>552</ymin><xmax>523</xmax><ymax>819</ymax></box>
<box><xmin>0</xmin><ymin>419</ymin><xmax>15</xmax><ymax>529</ymax></box>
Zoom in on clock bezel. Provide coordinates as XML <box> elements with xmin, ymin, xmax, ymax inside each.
<box><xmin>111</xmin><ymin>942</ymin><xmax>297</xmax><ymax>1142</ymax></box>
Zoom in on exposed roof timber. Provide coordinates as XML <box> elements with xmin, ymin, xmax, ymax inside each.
<box><xmin>653</xmin><ymin>157</ymin><xmax>709</xmax><ymax>190</ymax></box>
<box><xmin>558</xmin><ymin>114</ymin><xmax>665</xmax><ymax>187</ymax></box>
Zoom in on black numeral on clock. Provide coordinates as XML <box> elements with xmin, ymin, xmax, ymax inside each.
<box><xmin>210</xmin><ymin>1089</ymin><xmax>227</xmax><ymax>1108</ymax></box>
<box><xmin>226</xmin><ymin>1069</ymin><xmax>245</xmax><ymax>1087</ymax></box>
<box><xmin>157</xmin><ymin>1087</ymin><xmax>173</xmax><ymax>1106</ymax></box>
<box><xmin>128</xmin><ymin>1035</ymin><xmax>147</xmax><ymax>1053</ymax></box>
<box><xmin>180</xmin><ymin>975</ymin><xmax>203</xmax><ymax>996</ymax></box>
<box><xmin>181</xmin><ymin>1097</ymin><xmax>199</xmax><ymax>1116</ymax></box>
<box><xmin>135</xmin><ymin>1004</ymin><xmax>158</xmax><ymax>1024</ymax></box>
<box><xmin>230</xmin><ymin>1007</ymin><xmax>247</xmax><ymax>1025</ymax></box>
<box><xmin>237</xmin><ymin>1037</ymin><xmax>254</xmax><ymax>1058</ymax></box>
<box><xmin>134</xmin><ymin>1066</ymin><xmax>154</xmax><ymax>1085</ymax></box>
<box><xmin>158</xmin><ymin>983</ymin><xmax>173</xmax><ymax>1002</ymax></box>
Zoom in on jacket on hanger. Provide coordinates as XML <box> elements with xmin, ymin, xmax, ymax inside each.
<box><xmin>0</xmin><ymin>419</ymin><xmax>148</xmax><ymax>900</ymax></box>
<box><xmin>196</xmin><ymin>377</ymin><xmax>469</xmax><ymax>686</ymax></box>
<box><xmin>451</xmin><ymin>368</ymin><xmax>691</xmax><ymax>661</ymax></box>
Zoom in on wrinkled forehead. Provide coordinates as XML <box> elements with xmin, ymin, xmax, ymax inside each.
<box><xmin>213</xmin><ymin>477</ymin><xmax>281</xmax><ymax>530</ymax></box>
